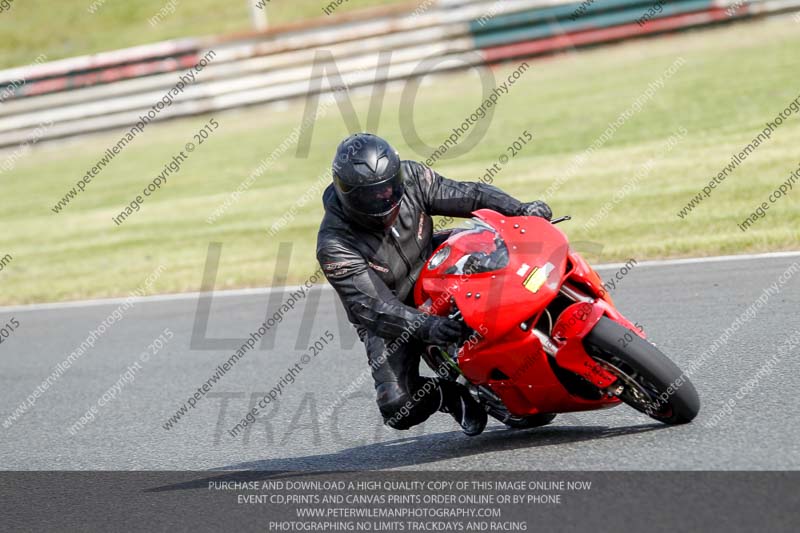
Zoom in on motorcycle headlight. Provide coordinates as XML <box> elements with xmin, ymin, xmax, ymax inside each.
<box><xmin>427</xmin><ymin>246</ymin><xmax>450</xmax><ymax>270</ymax></box>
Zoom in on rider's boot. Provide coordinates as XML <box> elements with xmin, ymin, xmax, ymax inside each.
<box><xmin>438</xmin><ymin>380</ymin><xmax>487</xmax><ymax>436</ymax></box>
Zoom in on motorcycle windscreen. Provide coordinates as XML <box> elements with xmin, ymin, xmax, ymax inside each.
<box><xmin>443</xmin><ymin>219</ymin><xmax>509</xmax><ymax>275</ymax></box>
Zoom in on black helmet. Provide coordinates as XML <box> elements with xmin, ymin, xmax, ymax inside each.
<box><xmin>332</xmin><ymin>133</ymin><xmax>405</xmax><ymax>230</ymax></box>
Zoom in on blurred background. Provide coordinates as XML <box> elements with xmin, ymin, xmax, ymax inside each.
<box><xmin>1</xmin><ymin>0</ymin><xmax>799</xmax><ymax>305</ymax></box>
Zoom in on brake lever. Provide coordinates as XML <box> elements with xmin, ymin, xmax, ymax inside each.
<box><xmin>550</xmin><ymin>215</ymin><xmax>572</xmax><ymax>225</ymax></box>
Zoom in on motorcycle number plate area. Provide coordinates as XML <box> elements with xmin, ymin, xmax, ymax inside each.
<box><xmin>523</xmin><ymin>263</ymin><xmax>555</xmax><ymax>293</ymax></box>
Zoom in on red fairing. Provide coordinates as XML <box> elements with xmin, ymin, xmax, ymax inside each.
<box><xmin>415</xmin><ymin>210</ymin><xmax>629</xmax><ymax>417</ymax></box>
<box><xmin>416</xmin><ymin>209</ymin><xmax>569</xmax><ymax>341</ymax></box>
<box><xmin>566</xmin><ymin>249</ymin><xmax>613</xmax><ymax>305</ymax></box>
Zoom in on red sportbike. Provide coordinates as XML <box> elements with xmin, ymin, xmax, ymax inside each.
<box><xmin>415</xmin><ymin>209</ymin><xmax>699</xmax><ymax>427</ymax></box>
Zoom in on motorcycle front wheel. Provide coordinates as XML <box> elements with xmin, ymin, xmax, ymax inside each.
<box><xmin>583</xmin><ymin>317</ymin><xmax>700</xmax><ymax>425</ymax></box>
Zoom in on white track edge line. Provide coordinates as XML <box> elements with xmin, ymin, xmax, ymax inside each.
<box><xmin>2</xmin><ymin>250</ymin><xmax>799</xmax><ymax>313</ymax></box>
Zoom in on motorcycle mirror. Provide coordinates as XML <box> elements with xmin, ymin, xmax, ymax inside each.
<box><xmin>550</xmin><ymin>215</ymin><xmax>572</xmax><ymax>224</ymax></box>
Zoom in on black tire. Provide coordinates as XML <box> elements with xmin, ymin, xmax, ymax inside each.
<box><xmin>503</xmin><ymin>413</ymin><xmax>557</xmax><ymax>429</ymax></box>
<box><xmin>583</xmin><ymin>317</ymin><xmax>700</xmax><ymax>425</ymax></box>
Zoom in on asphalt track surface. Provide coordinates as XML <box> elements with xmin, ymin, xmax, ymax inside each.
<box><xmin>1</xmin><ymin>253</ymin><xmax>799</xmax><ymax>471</ymax></box>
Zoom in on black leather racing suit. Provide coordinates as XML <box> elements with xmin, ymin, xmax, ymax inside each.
<box><xmin>316</xmin><ymin>160</ymin><xmax>531</xmax><ymax>429</ymax></box>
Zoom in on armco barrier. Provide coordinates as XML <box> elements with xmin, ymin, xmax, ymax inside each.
<box><xmin>470</xmin><ymin>0</ymin><xmax>715</xmax><ymax>48</ymax></box>
<box><xmin>0</xmin><ymin>0</ymin><xmax>798</xmax><ymax>149</ymax></box>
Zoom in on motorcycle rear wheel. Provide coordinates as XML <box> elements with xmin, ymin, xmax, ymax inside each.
<box><xmin>583</xmin><ymin>317</ymin><xmax>700</xmax><ymax>425</ymax></box>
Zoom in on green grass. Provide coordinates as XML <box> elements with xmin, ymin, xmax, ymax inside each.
<box><xmin>2</xmin><ymin>17</ymin><xmax>800</xmax><ymax>305</ymax></box>
<box><xmin>0</xmin><ymin>0</ymin><xmax>407</xmax><ymax>69</ymax></box>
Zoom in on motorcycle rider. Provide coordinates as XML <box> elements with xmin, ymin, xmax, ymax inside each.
<box><xmin>316</xmin><ymin>133</ymin><xmax>552</xmax><ymax>436</ymax></box>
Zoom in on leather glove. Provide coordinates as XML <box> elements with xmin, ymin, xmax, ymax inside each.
<box><xmin>416</xmin><ymin>315</ymin><xmax>470</xmax><ymax>346</ymax></box>
<box><xmin>520</xmin><ymin>200</ymin><xmax>552</xmax><ymax>220</ymax></box>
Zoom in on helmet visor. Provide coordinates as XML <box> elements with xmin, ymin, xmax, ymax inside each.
<box><xmin>336</xmin><ymin>168</ymin><xmax>405</xmax><ymax>217</ymax></box>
